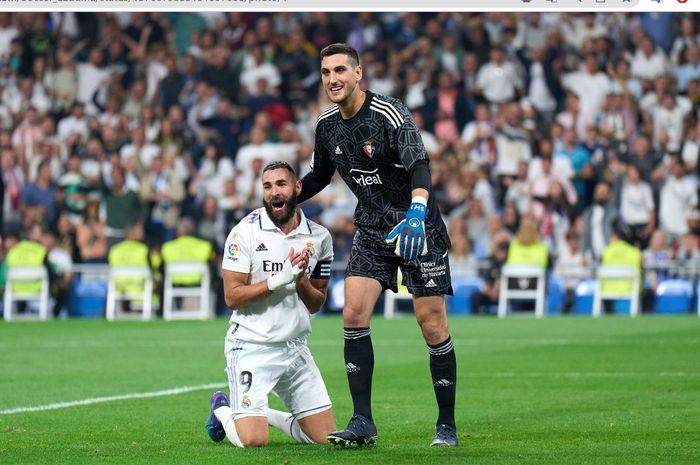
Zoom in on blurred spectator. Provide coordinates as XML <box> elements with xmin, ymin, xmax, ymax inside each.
<box><xmin>562</xmin><ymin>54</ymin><xmax>610</xmax><ymax>122</ymax></box>
<box><xmin>553</xmin><ymin>231</ymin><xmax>590</xmax><ymax>312</ymax></box>
<box><xmin>669</xmin><ymin>16</ymin><xmax>700</xmax><ymax>68</ymax></box>
<box><xmin>139</xmin><ymin>154</ymin><xmax>185</xmax><ymax>245</ymax></box>
<box><xmin>643</xmin><ymin>229</ymin><xmax>673</xmax><ymax>296</ymax></box>
<box><xmin>200</xmin><ymin>98</ymin><xmax>244</xmax><ymax>160</ymax></box>
<box><xmin>618</xmin><ymin>164</ymin><xmax>655</xmax><ymax>249</ymax></box>
<box><xmin>582</xmin><ymin>181</ymin><xmax>618</xmax><ymax>262</ymax></box>
<box><xmin>20</xmin><ymin>158</ymin><xmax>60</xmax><ymax>229</ymax></box>
<box><xmin>104</xmin><ymin>165</ymin><xmax>144</xmax><ymax>248</ymax></box>
<box><xmin>658</xmin><ymin>157</ymin><xmax>698</xmax><ymax>242</ymax></box>
<box><xmin>120</xmin><ymin>125</ymin><xmax>161</xmax><ymax>177</ymax></box>
<box><xmin>75</xmin><ymin>194</ymin><xmax>107</xmax><ymax>263</ymax></box>
<box><xmin>189</xmin><ymin>141</ymin><xmax>234</xmax><ymax>203</ymax></box>
<box><xmin>448</xmin><ymin>221</ymin><xmax>478</xmax><ymax>278</ymax></box>
<box><xmin>475</xmin><ymin>45</ymin><xmax>522</xmax><ymax>105</ymax></box>
<box><xmin>1</xmin><ymin>147</ymin><xmax>24</xmax><ymax>233</ymax></box>
<box><xmin>195</xmin><ymin>195</ymin><xmax>227</xmax><ymax>251</ymax></box>
<box><xmin>630</xmin><ymin>34</ymin><xmax>669</xmax><ymax>85</ymax></box>
<box><xmin>459</xmin><ymin>103</ymin><xmax>494</xmax><ymax>167</ymax></box>
<box><xmin>424</xmin><ymin>70</ymin><xmax>470</xmax><ymax>143</ymax></box>
<box><xmin>470</xmin><ymin>229</ymin><xmax>511</xmax><ymax>315</ymax></box>
<box><xmin>599</xmin><ymin>222</ymin><xmax>642</xmax><ymax>313</ymax></box>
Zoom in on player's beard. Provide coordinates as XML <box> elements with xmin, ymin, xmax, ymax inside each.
<box><xmin>263</xmin><ymin>191</ymin><xmax>298</xmax><ymax>228</ymax></box>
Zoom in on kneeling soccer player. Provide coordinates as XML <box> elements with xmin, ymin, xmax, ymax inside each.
<box><xmin>205</xmin><ymin>161</ymin><xmax>335</xmax><ymax>447</ymax></box>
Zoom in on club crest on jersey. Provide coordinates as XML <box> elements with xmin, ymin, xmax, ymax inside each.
<box><xmin>306</xmin><ymin>242</ymin><xmax>315</xmax><ymax>257</ymax></box>
<box><xmin>362</xmin><ymin>141</ymin><xmax>375</xmax><ymax>158</ymax></box>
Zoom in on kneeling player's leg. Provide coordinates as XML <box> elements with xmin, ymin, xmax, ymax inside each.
<box><xmin>220</xmin><ymin>341</ymin><xmax>279</xmax><ymax>447</ymax></box>
<box><xmin>271</xmin><ymin>345</ymin><xmax>335</xmax><ymax>444</ymax></box>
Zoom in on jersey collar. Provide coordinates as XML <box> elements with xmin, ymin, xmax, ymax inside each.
<box><xmin>260</xmin><ymin>207</ymin><xmax>312</xmax><ymax>236</ymax></box>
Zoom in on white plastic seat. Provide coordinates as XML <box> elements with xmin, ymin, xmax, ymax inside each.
<box><xmin>162</xmin><ymin>262</ymin><xmax>211</xmax><ymax>320</ymax></box>
<box><xmin>3</xmin><ymin>267</ymin><xmax>50</xmax><ymax>321</ymax></box>
<box><xmin>593</xmin><ymin>265</ymin><xmax>640</xmax><ymax>317</ymax></box>
<box><xmin>498</xmin><ymin>264</ymin><xmax>546</xmax><ymax>318</ymax></box>
<box><xmin>105</xmin><ymin>266</ymin><xmax>153</xmax><ymax>321</ymax></box>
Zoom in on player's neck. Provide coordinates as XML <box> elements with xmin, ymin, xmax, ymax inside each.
<box><xmin>279</xmin><ymin>210</ymin><xmax>301</xmax><ymax>235</ymax></box>
<box><xmin>339</xmin><ymin>89</ymin><xmax>366</xmax><ymax>119</ymax></box>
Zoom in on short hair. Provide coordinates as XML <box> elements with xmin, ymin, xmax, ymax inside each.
<box><xmin>263</xmin><ymin>160</ymin><xmax>297</xmax><ymax>179</ymax></box>
<box><xmin>320</xmin><ymin>43</ymin><xmax>359</xmax><ymax>67</ymax></box>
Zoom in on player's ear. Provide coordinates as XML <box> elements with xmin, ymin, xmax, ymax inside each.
<box><xmin>355</xmin><ymin>65</ymin><xmax>362</xmax><ymax>81</ymax></box>
<box><xmin>296</xmin><ymin>179</ymin><xmax>302</xmax><ymax>196</ymax></box>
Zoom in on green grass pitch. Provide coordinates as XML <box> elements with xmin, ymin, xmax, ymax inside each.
<box><xmin>1</xmin><ymin>315</ymin><xmax>698</xmax><ymax>465</ymax></box>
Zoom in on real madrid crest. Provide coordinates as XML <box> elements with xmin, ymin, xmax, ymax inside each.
<box><xmin>362</xmin><ymin>140</ymin><xmax>374</xmax><ymax>158</ymax></box>
<box><xmin>241</xmin><ymin>394</ymin><xmax>251</xmax><ymax>408</ymax></box>
<box><xmin>306</xmin><ymin>241</ymin><xmax>315</xmax><ymax>257</ymax></box>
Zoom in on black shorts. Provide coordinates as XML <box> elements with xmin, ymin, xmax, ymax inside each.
<box><xmin>346</xmin><ymin>226</ymin><xmax>453</xmax><ymax>296</ymax></box>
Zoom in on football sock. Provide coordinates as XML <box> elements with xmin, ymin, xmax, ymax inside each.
<box><xmin>214</xmin><ymin>405</ymin><xmax>244</xmax><ymax>448</ymax></box>
<box><xmin>267</xmin><ymin>408</ymin><xmax>314</xmax><ymax>444</ymax></box>
<box><xmin>428</xmin><ymin>336</ymin><xmax>457</xmax><ymax>428</ymax></box>
<box><xmin>344</xmin><ymin>327</ymin><xmax>374</xmax><ymax>421</ymax></box>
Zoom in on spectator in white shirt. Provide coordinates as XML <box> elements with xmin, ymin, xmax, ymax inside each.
<box><xmin>57</xmin><ymin>102</ymin><xmax>89</xmax><ymax>146</ymax></box>
<box><xmin>76</xmin><ymin>47</ymin><xmax>110</xmax><ymax>116</ymax></box>
<box><xmin>659</xmin><ymin>157</ymin><xmax>698</xmax><ymax>242</ymax></box>
<box><xmin>619</xmin><ymin>164</ymin><xmax>655</xmax><ymax>249</ymax></box>
<box><xmin>629</xmin><ymin>35</ymin><xmax>668</xmax><ymax>85</ymax></box>
<box><xmin>475</xmin><ymin>45</ymin><xmax>522</xmax><ymax>105</ymax></box>
<box><xmin>562</xmin><ymin>54</ymin><xmax>610</xmax><ymax>123</ymax></box>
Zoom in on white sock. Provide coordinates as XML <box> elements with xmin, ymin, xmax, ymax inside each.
<box><xmin>214</xmin><ymin>405</ymin><xmax>244</xmax><ymax>448</ymax></box>
<box><xmin>267</xmin><ymin>408</ymin><xmax>315</xmax><ymax>444</ymax></box>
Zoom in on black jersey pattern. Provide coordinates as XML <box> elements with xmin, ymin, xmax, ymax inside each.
<box><xmin>310</xmin><ymin>91</ymin><xmax>449</xmax><ymax>244</ymax></box>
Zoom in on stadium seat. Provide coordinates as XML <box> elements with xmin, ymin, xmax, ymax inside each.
<box><xmin>573</xmin><ymin>279</ymin><xmax>596</xmax><ymax>315</ymax></box>
<box><xmin>446</xmin><ymin>276</ymin><xmax>484</xmax><ymax>315</ymax></box>
<box><xmin>546</xmin><ymin>275</ymin><xmax>566</xmax><ymax>315</ymax></box>
<box><xmin>162</xmin><ymin>262</ymin><xmax>212</xmax><ymax>320</ymax></box>
<box><xmin>68</xmin><ymin>278</ymin><xmax>108</xmax><ymax>318</ymax></box>
<box><xmin>498</xmin><ymin>264</ymin><xmax>546</xmax><ymax>317</ymax></box>
<box><xmin>593</xmin><ymin>265</ymin><xmax>641</xmax><ymax>317</ymax></box>
<box><xmin>655</xmin><ymin>279</ymin><xmax>692</xmax><ymax>315</ymax></box>
<box><xmin>3</xmin><ymin>266</ymin><xmax>51</xmax><ymax>321</ymax></box>
<box><xmin>105</xmin><ymin>265</ymin><xmax>154</xmax><ymax>321</ymax></box>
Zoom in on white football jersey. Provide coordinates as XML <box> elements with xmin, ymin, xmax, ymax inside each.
<box><xmin>221</xmin><ymin>207</ymin><xmax>333</xmax><ymax>344</ymax></box>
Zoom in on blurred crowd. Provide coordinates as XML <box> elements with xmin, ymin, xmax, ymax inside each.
<box><xmin>2</xmin><ymin>11</ymin><xmax>700</xmax><ymax>301</ymax></box>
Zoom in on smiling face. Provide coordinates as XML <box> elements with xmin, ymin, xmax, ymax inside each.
<box><xmin>262</xmin><ymin>167</ymin><xmax>300</xmax><ymax>229</ymax></box>
<box><xmin>320</xmin><ymin>52</ymin><xmax>362</xmax><ymax>107</ymax></box>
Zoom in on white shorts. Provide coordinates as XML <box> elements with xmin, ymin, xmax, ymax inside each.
<box><xmin>225</xmin><ymin>337</ymin><xmax>332</xmax><ymax>420</ymax></box>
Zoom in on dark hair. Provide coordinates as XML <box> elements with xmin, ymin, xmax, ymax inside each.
<box><xmin>320</xmin><ymin>43</ymin><xmax>359</xmax><ymax>67</ymax></box>
<box><xmin>263</xmin><ymin>160</ymin><xmax>297</xmax><ymax>179</ymax></box>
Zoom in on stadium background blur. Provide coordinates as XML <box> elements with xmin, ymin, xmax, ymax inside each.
<box><xmin>2</xmin><ymin>11</ymin><xmax>700</xmax><ymax>316</ymax></box>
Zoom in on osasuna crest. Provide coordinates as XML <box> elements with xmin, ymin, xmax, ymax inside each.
<box><xmin>362</xmin><ymin>140</ymin><xmax>374</xmax><ymax>158</ymax></box>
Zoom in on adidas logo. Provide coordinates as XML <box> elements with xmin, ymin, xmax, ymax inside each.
<box><xmin>335</xmin><ymin>146</ymin><xmax>342</xmax><ymax>154</ymax></box>
<box><xmin>425</xmin><ymin>279</ymin><xmax>437</xmax><ymax>288</ymax></box>
<box><xmin>345</xmin><ymin>363</ymin><xmax>360</xmax><ymax>373</ymax></box>
<box><xmin>255</xmin><ymin>243</ymin><xmax>268</xmax><ymax>252</ymax></box>
<box><xmin>433</xmin><ymin>379</ymin><xmax>454</xmax><ymax>387</ymax></box>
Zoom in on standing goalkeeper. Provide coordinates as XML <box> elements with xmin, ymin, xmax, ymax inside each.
<box><xmin>299</xmin><ymin>43</ymin><xmax>458</xmax><ymax>448</ymax></box>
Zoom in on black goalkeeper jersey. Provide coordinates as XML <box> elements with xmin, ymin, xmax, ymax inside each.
<box><xmin>304</xmin><ymin>91</ymin><xmax>449</xmax><ymax>243</ymax></box>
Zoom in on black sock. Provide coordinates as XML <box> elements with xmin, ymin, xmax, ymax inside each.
<box><xmin>344</xmin><ymin>327</ymin><xmax>374</xmax><ymax>420</ymax></box>
<box><xmin>428</xmin><ymin>336</ymin><xmax>457</xmax><ymax>428</ymax></box>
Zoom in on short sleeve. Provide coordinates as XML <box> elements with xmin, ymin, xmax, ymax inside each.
<box><xmin>221</xmin><ymin>223</ymin><xmax>252</xmax><ymax>273</ymax></box>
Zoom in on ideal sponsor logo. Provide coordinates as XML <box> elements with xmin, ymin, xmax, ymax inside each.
<box><xmin>350</xmin><ymin>168</ymin><xmax>382</xmax><ymax>186</ymax></box>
